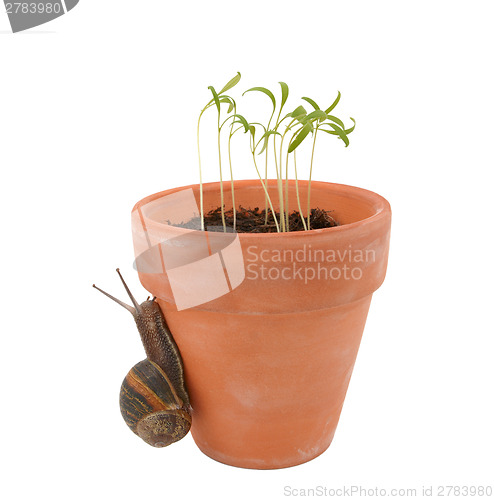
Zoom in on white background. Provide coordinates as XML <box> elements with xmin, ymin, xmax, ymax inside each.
<box><xmin>1</xmin><ymin>1</ymin><xmax>493</xmax><ymax>499</ymax></box>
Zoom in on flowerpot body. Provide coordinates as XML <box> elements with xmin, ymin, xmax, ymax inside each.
<box><xmin>131</xmin><ymin>180</ymin><xmax>391</xmax><ymax>469</ymax></box>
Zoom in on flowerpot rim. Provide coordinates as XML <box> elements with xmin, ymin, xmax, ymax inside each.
<box><xmin>133</xmin><ymin>179</ymin><xmax>391</xmax><ymax>239</ymax></box>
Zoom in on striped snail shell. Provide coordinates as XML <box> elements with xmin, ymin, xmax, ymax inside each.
<box><xmin>120</xmin><ymin>359</ymin><xmax>191</xmax><ymax>447</ymax></box>
<box><xmin>94</xmin><ymin>269</ymin><xmax>191</xmax><ymax>448</ymax></box>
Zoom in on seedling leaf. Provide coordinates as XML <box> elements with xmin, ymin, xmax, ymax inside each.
<box><xmin>243</xmin><ymin>87</ymin><xmax>276</xmax><ymax>113</ymax></box>
<box><xmin>289</xmin><ymin>105</ymin><xmax>307</xmax><ymax>119</ymax></box>
<box><xmin>249</xmin><ymin>122</ymin><xmax>266</xmax><ymax>134</ymax></box>
<box><xmin>257</xmin><ymin>130</ymin><xmax>282</xmax><ymax>154</ymax></box>
<box><xmin>324</xmin><ymin>91</ymin><xmax>341</xmax><ymax>114</ymax></box>
<box><xmin>288</xmin><ymin>122</ymin><xmax>313</xmax><ymax>153</ymax></box>
<box><xmin>320</xmin><ymin>123</ymin><xmax>350</xmax><ymax>146</ymax></box>
<box><xmin>232</xmin><ymin>114</ymin><xmax>250</xmax><ymax>132</ymax></box>
<box><xmin>220</xmin><ymin>96</ymin><xmax>235</xmax><ymax>114</ymax></box>
<box><xmin>302</xmin><ymin>97</ymin><xmax>320</xmax><ymax>110</ymax></box>
<box><xmin>345</xmin><ymin>117</ymin><xmax>356</xmax><ymax>134</ymax></box>
<box><xmin>325</xmin><ymin>114</ymin><xmax>345</xmax><ymax>128</ymax></box>
<box><xmin>279</xmin><ymin>82</ymin><xmax>289</xmax><ymax>110</ymax></box>
<box><xmin>219</xmin><ymin>72</ymin><xmax>241</xmax><ymax>95</ymax></box>
<box><xmin>306</xmin><ymin>109</ymin><xmax>327</xmax><ymax>122</ymax></box>
<box><xmin>208</xmin><ymin>86</ymin><xmax>221</xmax><ymax>113</ymax></box>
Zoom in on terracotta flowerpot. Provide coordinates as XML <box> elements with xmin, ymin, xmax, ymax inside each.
<box><xmin>131</xmin><ymin>179</ymin><xmax>391</xmax><ymax>469</ymax></box>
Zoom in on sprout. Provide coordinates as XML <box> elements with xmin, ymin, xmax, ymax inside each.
<box><xmin>196</xmin><ymin>75</ymin><xmax>355</xmax><ymax>232</ymax></box>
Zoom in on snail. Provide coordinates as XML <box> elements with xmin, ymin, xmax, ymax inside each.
<box><xmin>93</xmin><ymin>269</ymin><xmax>191</xmax><ymax>448</ymax></box>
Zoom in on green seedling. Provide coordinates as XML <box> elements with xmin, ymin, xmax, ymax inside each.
<box><xmin>196</xmin><ymin>73</ymin><xmax>355</xmax><ymax>232</ymax></box>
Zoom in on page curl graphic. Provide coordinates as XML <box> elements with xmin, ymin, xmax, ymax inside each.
<box><xmin>132</xmin><ymin>189</ymin><xmax>245</xmax><ymax>311</ymax></box>
<box><xmin>4</xmin><ymin>0</ymin><xmax>79</xmax><ymax>33</ymax></box>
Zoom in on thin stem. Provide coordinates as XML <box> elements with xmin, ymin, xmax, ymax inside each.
<box><xmin>272</xmin><ymin>109</ymin><xmax>288</xmax><ymax>231</ymax></box>
<box><xmin>252</xmin><ymin>123</ymin><xmax>282</xmax><ymax>230</ymax></box>
<box><xmin>220</xmin><ymin>114</ymin><xmax>235</xmax><ymax>130</ymax></box>
<box><xmin>197</xmin><ymin>109</ymin><xmax>206</xmax><ymax>231</ymax></box>
<box><xmin>264</xmin><ymin>147</ymin><xmax>269</xmax><ymax>224</ymax></box>
<box><xmin>279</xmin><ymin>118</ymin><xmax>300</xmax><ymax>231</ymax></box>
<box><xmin>221</xmin><ymin>106</ymin><xmax>239</xmax><ymax>231</ymax></box>
<box><xmin>217</xmin><ymin>113</ymin><xmax>226</xmax><ymax>232</ymax></box>
<box><xmin>284</xmin><ymin>142</ymin><xmax>290</xmax><ymax>231</ymax></box>
<box><xmin>284</xmin><ymin>138</ymin><xmax>290</xmax><ymax>230</ymax></box>
<box><xmin>263</xmin><ymin>109</ymin><xmax>275</xmax><ymax>225</ymax></box>
<box><xmin>307</xmin><ymin>126</ymin><xmax>319</xmax><ymax>231</ymax></box>
<box><xmin>227</xmin><ymin>130</ymin><xmax>236</xmax><ymax>231</ymax></box>
<box><xmin>251</xmin><ymin>152</ymin><xmax>280</xmax><ymax>232</ymax></box>
<box><xmin>279</xmin><ymin>128</ymin><xmax>290</xmax><ymax>231</ymax></box>
<box><xmin>272</xmin><ymin>135</ymin><xmax>285</xmax><ymax>231</ymax></box>
<box><xmin>293</xmin><ymin>150</ymin><xmax>307</xmax><ymax>231</ymax></box>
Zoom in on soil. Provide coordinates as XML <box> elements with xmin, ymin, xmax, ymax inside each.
<box><xmin>172</xmin><ymin>206</ymin><xmax>340</xmax><ymax>233</ymax></box>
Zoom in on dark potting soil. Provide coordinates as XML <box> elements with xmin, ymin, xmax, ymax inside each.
<box><xmin>172</xmin><ymin>206</ymin><xmax>340</xmax><ymax>233</ymax></box>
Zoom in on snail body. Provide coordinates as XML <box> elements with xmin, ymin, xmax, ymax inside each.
<box><xmin>94</xmin><ymin>269</ymin><xmax>191</xmax><ymax>447</ymax></box>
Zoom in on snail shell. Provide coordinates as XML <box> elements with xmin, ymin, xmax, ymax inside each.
<box><xmin>120</xmin><ymin>359</ymin><xmax>192</xmax><ymax>447</ymax></box>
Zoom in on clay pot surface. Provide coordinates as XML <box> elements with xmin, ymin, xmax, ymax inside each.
<box><xmin>132</xmin><ymin>180</ymin><xmax>391</xmax><ymax>469</ymax></box>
